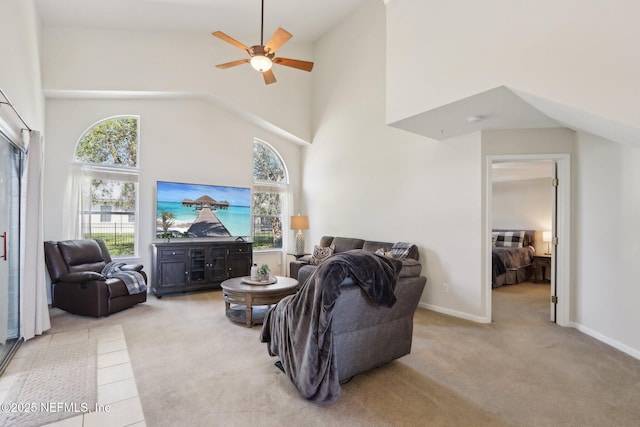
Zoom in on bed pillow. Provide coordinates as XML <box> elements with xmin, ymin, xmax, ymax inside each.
<box><xmin>309</xmin><ymin>244</ymin><xmax>335</xmax><ymax>265</ymax></box>
<box><xmin>493</xmin><ymin>231</ymin><xmax>525</xmax><ymax>248</ymax></box>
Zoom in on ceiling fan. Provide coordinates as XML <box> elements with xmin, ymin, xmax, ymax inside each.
<box><xmin>212</xmin><ymin>0</ymin><xmax>314</xmax><ymax>85</ymax></box>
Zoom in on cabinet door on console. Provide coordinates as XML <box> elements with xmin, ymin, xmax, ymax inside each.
<box><xmin>227</xmin><ymin>244</ymin><xmax>252</xmax><ymax>278</ymax></box>
<box><xmin>158</xmin><ymin>248</ymin><xmax>188</xmax><ymax>288</ymax></box>
<box><xmin>189</xmin><ymin>248</ymin><xmax>207</xmax><ymax>283</ymax></box>
<box><xmin>208</xmin><ymin>248</ymin><xmax>228</xmax><ymax>282</ymax></box>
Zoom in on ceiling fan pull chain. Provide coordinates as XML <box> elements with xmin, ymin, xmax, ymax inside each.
<box><xmin>260</xmin><ymin>0</ymin><xmax>264</xmax><ymax>46</ymax></box>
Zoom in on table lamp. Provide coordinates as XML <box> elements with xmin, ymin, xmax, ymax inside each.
<box><xmin>542</xmin><ymin>231</ymin><xmax>552</xmax><ymax>255</ymax></box>
<box><xmin>290</xmin><ymin>214</ymin><xmax>309</xmax><ymax>255</ymax></box>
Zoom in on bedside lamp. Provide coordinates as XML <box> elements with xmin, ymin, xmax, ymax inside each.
<box><xmin>542</xmin><ymin>231</ymin><xmax>552</xmax><ymax>255</ymax></box>
<box><xmin>290</xmin><ymin>214</ymin><xmax>309</xmax><ymax>255</ymax></box>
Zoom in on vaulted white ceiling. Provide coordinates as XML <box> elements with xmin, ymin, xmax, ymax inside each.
<box><xmin>37</xmin><ymin>0</ymin><xmax>640</xmax><ymax>150</ymax></box>
<box><xmin>35</xmin><ymin>0</ymin><xmax>369</xmax><ymax>145</ymax></box>
<box><xmin>35</xmin><ymin>0</ymin><xmax>367</xmax><ymax>43</ymax></box>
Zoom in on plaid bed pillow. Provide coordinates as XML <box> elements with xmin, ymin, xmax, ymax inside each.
<box><xmin>493</xmin><ymin>231</ymin><xmax>525</xmax><ymax>248</ymax></box>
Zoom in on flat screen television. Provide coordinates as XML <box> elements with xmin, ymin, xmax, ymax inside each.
<box><xmin>156</xmin><ymin>180</ymin><xmax>251</xmax><ymax>239</ymax></box>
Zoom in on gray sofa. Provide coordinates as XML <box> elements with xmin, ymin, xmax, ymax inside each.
<box><xmin>290</xmin><ymin>236</ymin><xmax>420</xmax><ymax>281</ymax></box>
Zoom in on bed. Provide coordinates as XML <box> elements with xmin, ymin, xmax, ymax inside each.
<box><xmin>492</xmin><ymin>229</ymin><xmax>535</xmax><ymax>288</ymax></box>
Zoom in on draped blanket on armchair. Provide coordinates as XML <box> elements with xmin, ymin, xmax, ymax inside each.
<box><xmin>260</xmin><ymin>250</ymin><xmax>401</xmax><ymax>403</ymax></box>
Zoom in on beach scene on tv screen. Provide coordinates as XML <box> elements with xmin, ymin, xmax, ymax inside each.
<box><xmin>156</xmin><ymin>181</ymin><xmax>251</xmax><ymax>238</ymax></box>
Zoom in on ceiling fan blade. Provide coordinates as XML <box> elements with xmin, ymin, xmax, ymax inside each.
<box><xmin>216</xmin><ymin>59</ymin><xmax>250</xmax><ymax>69</ymax></box>
<box><xmin>212</xmin><ymin>31</ymin><xmax>250</xmax><ymax>52</ymax></box>
<box><xmin>265</xmin><ymin>27</ymin><xmax>292</xmax><ymax>54</ymax></box>
<box><xmin>273</xmin><ymin>57</ymin><xmax>314</xmax><ymax>72</ymax></box>
<box><xmin>262</xmin><ymin>69</ymin><xmax>277</xmax><ymax>85</ymax></box>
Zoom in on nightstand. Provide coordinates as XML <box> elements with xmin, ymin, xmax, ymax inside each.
<box><xmin>532</xmin><ymin>254</ymin><xmax>552</xmax><ymax>283</ymax></box>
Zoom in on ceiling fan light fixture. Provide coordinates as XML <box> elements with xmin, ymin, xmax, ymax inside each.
<box><xmin>250</xmin><ymin>55</ymin><xmax>273</xmax><ymax>72</ymax></box>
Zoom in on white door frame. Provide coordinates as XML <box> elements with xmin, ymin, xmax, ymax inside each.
<box><xmin>485</xmin><ymin>153</ymin><xmax>571</xmax><ymax>326</ymax></box>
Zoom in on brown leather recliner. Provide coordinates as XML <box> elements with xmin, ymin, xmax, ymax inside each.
<box><xmin>44</xmin><ymin>239</ymin><xmax>147</xmax><ymax>317</ymax></box>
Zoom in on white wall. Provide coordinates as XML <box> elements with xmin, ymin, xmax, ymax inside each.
<box><xmin>41</xmin><ymin>27</ymin><xmax>313</xmax><ymax>143</ymax></box>
<box><xmin>43</xmin><ymin>97</ymin><xmax>302</xmax><ymax>280</ymax></box>
<box><xmin>328</xmin><ymin>0</ymin><xmax>640</xmax><ymax>358</ymax></box>
<box><xmin>492</xmin><ymin>178</ymin><xmax>552</xmax><ymax>254</ymax></box>
<box><xmin>492</xmin><ymin>179</ymin><xmax>552</xmax><ymax>231</ymax></box>
<box><xmin>574</xmin><ymin>133</ymin><xmax>640</xmax><ymax>356</ymax></box>
<box><xmin>386</xmin><ymin>0</ymin><xmax>640</xmax><ymax>131</ymax></box>
<box><xmin>478</xmin><ymin>125</ymin><xmax>640</xmax><ymax>358</ymax></box>
<box><xmin>308</xmin><ymin>0</ymin><xmax>485</xmax><ymax>320</ymax></box>
<box><xmin>0</xmin><ymin>0</ymin><xmax>44</xmax><ymax>131</ymax></box>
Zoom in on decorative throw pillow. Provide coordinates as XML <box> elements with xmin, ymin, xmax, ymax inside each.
<box><xmin>374</xmin><ymin>248</ymin><xmax>394</xmax><ymax>258</ymax></box>
<box><xmin>494</xmin><ymin>231</ymin><xmax>525</xmax><ymax>248</ymax></box>
<box><xmin>309</xmin><ymin>244</ymin><xmax>335</xmax><ymax>265</ymax></box>
<box><xmin>390</xmin><ymin>242</ymin><xmax>416</xmax><ymax>260</ymax></box>
<box><xmin>491</xmin><ymin>234</ymin><xmax>498</xmax><ymax>246</ymax></box>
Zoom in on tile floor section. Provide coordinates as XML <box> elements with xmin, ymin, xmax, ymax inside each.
<box><xmin>0</xmin><ymin>325</ymin><xmax>145</xmax><ymax>427</ymax></box>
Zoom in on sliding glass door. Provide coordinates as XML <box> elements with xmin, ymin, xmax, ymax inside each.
<box><xmin>0</xmin><ymin>132</ymin><xmax>21</xmax><ymax>373</ymax></box>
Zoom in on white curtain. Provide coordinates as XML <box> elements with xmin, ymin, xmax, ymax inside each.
<box><xmin>20</xmin><ymin>130</ymin><xmax>50</xmax><ymax>340</ymax></box>
<box><xmin>63</xmin><ymin>163</ymin><xmax>90</xmax><ymax>240</ymax></box>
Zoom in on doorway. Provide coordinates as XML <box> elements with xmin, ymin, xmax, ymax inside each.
<box><xmin>485</xmin><ymin>154</ymin><xmax>571</xmax><ymax>326</ymax></box>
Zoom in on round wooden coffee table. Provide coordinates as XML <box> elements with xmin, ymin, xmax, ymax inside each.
<box><xmin>220</xmin><ymin>276</ymin><xmax>298</xmax><ymax>327</ymax></box>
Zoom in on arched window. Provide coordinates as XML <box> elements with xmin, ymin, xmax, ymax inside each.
<box><xmin>253</xmin><ymin>139</ymin><xmax>289</xmax><ymax>250</ymax></box>
<box><xmin>71</xmin><ymin>116</ymin><xmax>140</xmax><ymax>257</ymax></box>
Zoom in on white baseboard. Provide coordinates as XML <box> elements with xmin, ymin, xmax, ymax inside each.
<box><xmin>570</xmin><ymin>321</ymin><xmax>640</xmax><ymax>361</ymax></box>
<box><xmin>417</xmin><ymin>302</ymin><xmax>490</xmax><ymax>324</ymax></box>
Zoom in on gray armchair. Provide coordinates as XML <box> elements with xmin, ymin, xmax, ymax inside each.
<box><xmin>297</xmin><ymin>257</ymin><xmax>426</xmax><ymax>381</ymax></box>
<box><xmin>262</xmin><ymin>248</ymin><xmax>426</xmax><ymax>402</ymax></box>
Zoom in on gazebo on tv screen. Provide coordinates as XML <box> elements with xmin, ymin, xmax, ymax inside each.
<box><xmin>156</xmin><ymin>180</ymin><xmax>251</xmax><ymax>239</ymax></box>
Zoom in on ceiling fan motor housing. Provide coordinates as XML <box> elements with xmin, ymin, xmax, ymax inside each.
<box><xmin>250</xmin><ymin>45</ymin><xmax>275</xmax><ymax>59</ymax></box>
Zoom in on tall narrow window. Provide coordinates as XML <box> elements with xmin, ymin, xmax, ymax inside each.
<box><xmin>252</xmin><ymin>139</ymin><xmax>289</xmax><ymax>250</ymax></box>
<box><xmin>72</xmin><ymin>116</ymin><xmax>139</xmax><ymax>257</ymax></box>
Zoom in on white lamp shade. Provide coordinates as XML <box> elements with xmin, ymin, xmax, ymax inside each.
<box><xmin>542</xmin><ymin>231</ymin><xmax>552</xmax><ymax>242</ymax></box>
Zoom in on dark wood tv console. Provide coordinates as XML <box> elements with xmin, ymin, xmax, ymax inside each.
<box><xmin>151</xmin><ymin>241</ymin><xmax>253</xmax><ymax>297</ymax></box>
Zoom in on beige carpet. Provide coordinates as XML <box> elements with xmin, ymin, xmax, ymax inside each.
<box><xmin>0</xmin><ymin>339</ymin><xmax>96</xmax><ymax>426</ymax></box>
<box><xmin>41</xmin><ymin>282</ymin><xmax>640</xmax><ymax>426</ymax></box>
